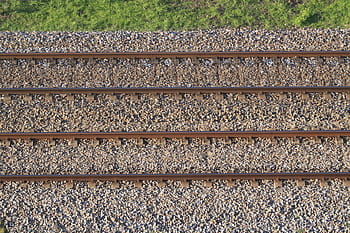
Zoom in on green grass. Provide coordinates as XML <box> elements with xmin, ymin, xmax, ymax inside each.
<box><xmin>0</xmin><ymin>0</ymin><xmax>349</xmax><ymax>31</ymax></box>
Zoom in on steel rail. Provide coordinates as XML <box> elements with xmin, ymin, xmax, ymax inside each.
<box><xmin>0</xmin><ymin>51</ymin><xmax>350</xmax><ymax>59</ymax></box>
<box><xmin>0</xmin><ymin>172</ymin><xmax>349</xmax><ymax>182</ymax></box>
<box><xmin>0</xmin><ymin>130</ymin><xmax>349</xmax><ymax>140</ymax></box>
<box><xmin>0</xmin><ymin>86</ymin><xmax>349</xmax><ymax>95</ymax></box>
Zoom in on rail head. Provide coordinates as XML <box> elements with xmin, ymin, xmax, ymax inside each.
<box><xmin>0</xmin><ymin>172</ymin><xmax>349</xmax><ymax>182</ymax></box>
<box><xmin>0</xmin><ymin>86</ymin><xmax>349</xmax><ymax>95</ymax></box>
<box><xmin>1</xmin><ymin>51</ymin><xmax>350</xmax><ymax>59</ymax></box>
<box><xmin>0</xmin><ymin>130</ymin><xmax>349</xmax><ymax>140</ymax></box>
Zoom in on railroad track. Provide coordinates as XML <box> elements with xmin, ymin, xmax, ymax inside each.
<box><xmin>0</xmin><ymin>86</ymin><xmax>349</xmax><ymax>96</ymax></box>
<box><xmin>0</xmin><ymin>51</ymin><xmax>350</xmax><ymax>60</ymax></box>
<box><xmin>1</xmin><ymin>51</ymin><xmax>349</xmax><ymax>190</ymax></box>
<box><xmin>0</xmin><ymin>173</ymin><xmax>349</xmax><ymax>188</ymax></box>
<box><xmin>0</xmin><ymin>130</ymin><xmax>348</xmax><ymax>140</ymax></box>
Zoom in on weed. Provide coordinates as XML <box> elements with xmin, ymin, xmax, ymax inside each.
<box><xmin>0</xmin><ymin>0</ymin><xmax>349</xmax><ymax>30</ymax></box>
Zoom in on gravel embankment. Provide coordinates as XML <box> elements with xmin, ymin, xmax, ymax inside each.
<box><xmin>0</xmin><ymin>29</ymin><xmax>349</xmax><ymax>232</ymax></box>
<box><xmin>0</xmin><ymin>180</ymin><xmax>349</xmax><ymax>232</ymax></box>
<box><xmin>1</xmin><ymin>29</ymin><xmax>349</xmax><ymax>53</ymax></box>
<box><xmin>1</xmin><ymin>92</ymin><xmax>348</xmax><ymax>132</ymax></box>
<box><xmin>1</xmin><ymin>138</ymin><xmax>348</xmax><ymax>175</ymax></box>
<box><xmin>0</xmin><ymin>57</ymin><xmax>348</xmax><ymax>88</ymax></box>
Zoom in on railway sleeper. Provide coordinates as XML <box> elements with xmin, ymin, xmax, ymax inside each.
<box><xmin>130</xmin><ymin>94</ymin><xmax>139</xmax><ymax>101</ymax></box>
<box><xmin>43</xmin><ymin>182</ymin><xmax>51</xmax><ymax>189</ymax></box>
<box><xmin>223</xmin><ymin>137</ymin><xmax>232</xmax><ymax>144</ymax></box>
<box><xmin>335</xmin><ymin>137</ymin><xmax>344</xmax><ymax>144</ymax></box>
<box><xmin>250</xmin><ymin>180</ymin><xmax>259</xmax><ymax>187</ymax></box>
<box><xmin>212</xmin><ymin>137</ymin><xmax>230</xmax><ymax>144</ymax></box>
<box><xmin>214</xmin><ymin>94</ymin><xmax>223</xmax><ymax>101</ymax></box>
<box><xmin>150</xmin><ymin>58</ymin><xmax>158</xmax><ymax>64</ymax></box>
<box><xmin>1</xmin><ymin>178</ymin><xmax>350</xmax><ymax>189</ymax></box>
<box><xmin>277</xmin><ymin>93</ymin><xmax>288</xmax><ymax>100</ymax></box>
<box><xmin>137</xmin><ymin>138</ymin><xmax>144</xmax><ymax>145</ymax></box>
<box><xmin>114</xmin><ymin>139</ymin><xmax>122</xmax><ymax>146</ymax></box>
<box><xmin>48</xmin><ymin>58</ymin><xmax>57</xmax><ymax>65</ymax></box>
<box><xmin>325</xmin><ymin>92</ymin><xmax>334</xmax><ymax>99</ymax></box>
<box><xmin>87</xmin><ymin>181</ymin><xmax>96</xmax><ymax>188</ymax></box>
<box><xmin>301</xmin><ymin>93</ymin><xmax>310</xmax><ymax>100</ymax></box>
<box><xmin>105</xmin><ymin>94</ymin><xmax>116</xmax><ymax>101</ymax></box>
<box><xmin>90</xmin><ymin>139</ymin><xmax>100</xmax><ymax>146</ymax></box>
<box><xmin>343</xmin><ymin>179</ymin><xmax>350</xmax><ymax>187</ymax></box>
<box><xmin>274</xmin><ymin>179</ymin><xmax>282</xmax><ymax>188</ymax></box>
<box><xmin>204</xmin><ymin>180</ymin><xmax>212</xmax><ymax>188</ymax></box>
<box><xmin>226</xmin><ymin>180</ymin><xmax>235</xmax><ymax>187</ymax></box>
<box><xmin>320</xmin><ymin>179</ymin><xmax>329</xmax><ymax>187</ymax></box>
<box><xmin>134</xmin><ymin>180</ymin><xmax>142</xmax><ymax>188</ymax></box>
<box><xmin>26</xmin><ymin>139</ymin><xmax>34</xmax><ymax>146</ymax></box>
<box><xmin>8</xmin><ymin>139</ymin><xmax>33</xmax><ymax>146</ymax></box>
<box><xmin>66</xmin><ymin>94</ymin><xmax>74</xmax><ymax>101</ymax></box>
<box><xmin>111</xmin><ymin>181</ymin><xmax>120</xmax><ymax>188</ymax></box>
<box><xmin>180</xmin><ymin>138</ymin><xmax>190</xmax><ymax>145</ymax></box>
<box><xmin>237</xmin><ymin>94</ymin><xmax>246</xmax><ymax>101</ymax></box>
<box><xmin>158</xmin><ymin>138</ymin><xmax>167</xmax><ymax>146</ymax></box>
<box><xmin>8</xmin><ymin>59</ymin><xmax>17</xmax><ymax>65</ymax></box>
<box><xmin>48</xmin><ymin>139</ymin><xmax>56</xmax><ymax>146</ymax></box>
<box><xmin>180</xmin><ymin>180</ymin><xmax>190</xmax><ymax>188</ymax></box>
<box><xmin>257</xmin><ymin>93</ymin><xmax>266</xmax><ymax>101</ymax></box>
<box><xmin>201</xmin><ymin>137</ymin><xmax>211</xmax><ymax>145</ymax></box>
<box><xmin>158</xmin><ymin>180</ymin><xmax>166</xmax><ymax>187</ymax></box>
<box><xmin>0</xmin><ymin>140</ymin><xmax>10</xmax><ymax>146</ymax></box>
<box><xmin>238</xmin><ymin>137</ymin><xmax>253</xmax><ymax>144</ymax></box>
<box><xmin>300</xmin><ymin>136</ymin><xmax>322</xmax><ymax>144</ymax></box>
<box><xmin>19</xmin><ymin>181</ymin><xmax>28</xmax><ymax>188</ymax></box>
<box><xmin>1</xmin><ymin>94</ymin><xmax>11</xmax><ymax>103</ymax></box>
<box><xmin>65</xmin><ymin>181</ymin><xmax>74</xmax><ymax>189</ymax></box>
<box><xmin>195</xmin><ymin>93</ymin><xmax>203</xmax><ymax>101</ymax></box>
<box><xmin>296</xmin><ymin>179</ymin><xmax>306</xmax><ymax>187</ymax></box>
<box><xmin>0</xmin><ymin>135</ymin><xmax>348</xmax><ymax>146</ymax></box>
<box><xmin>24</xmin><ymin>95</ymin><xmax>32</xmax><ymax>101</ymax></box>
<box><xmin>43</xmin><ymin>94</ymin><xmax>52</xmax><ymax>101</ymax></box>
<box><xmin>86</xmin><ymin>94</ymin><xmax>95</xmax><ymax>101</ymax></box>
<box><xmin>1</xmin><ymin>90</ymin><xmax>348</xmax><ymax>102</ymax></box>
<box><xmin>191</xmin><ymin>57</ymin><xmax>199</xmax><ymax>65</ymax></box>
<box><xmin>173</xmin><ymin>93</ymin><xmax>181</xmax><ymax>100</ymax></box>
<box><xmin>68</xmin><ymin>139</ymin><xmax>78</xmax><ymax>147</ymax></box>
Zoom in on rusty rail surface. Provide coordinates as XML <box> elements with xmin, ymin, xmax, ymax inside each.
<box><xmin>0</xmin><ymin>172</ymin><xmax>349</xmax><ymax>182</ymax></box>
<box><xmin>0</xmin><ymin>130</ymin><xmax>349</xmax><ymax>140</ymax></box>
<box><xmin>0</xmin><ymin>86</ymin><xmax>349</xmax><ymax>95</ymax></box>
<box><xmin>0</xmin><ymin>51</ymin><xmax>350</xmax><ymax>59</ymax></box>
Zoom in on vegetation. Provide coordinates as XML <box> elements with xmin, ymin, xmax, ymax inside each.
<box><xmin>0</xmin><ymin>0</ymin><xmax>349</xmax><ymax>31</ymax></box>
<box><xmin>0</xmin><ymin>219</ymin><xmax>8</xmax><ymax>233</ymax></box>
